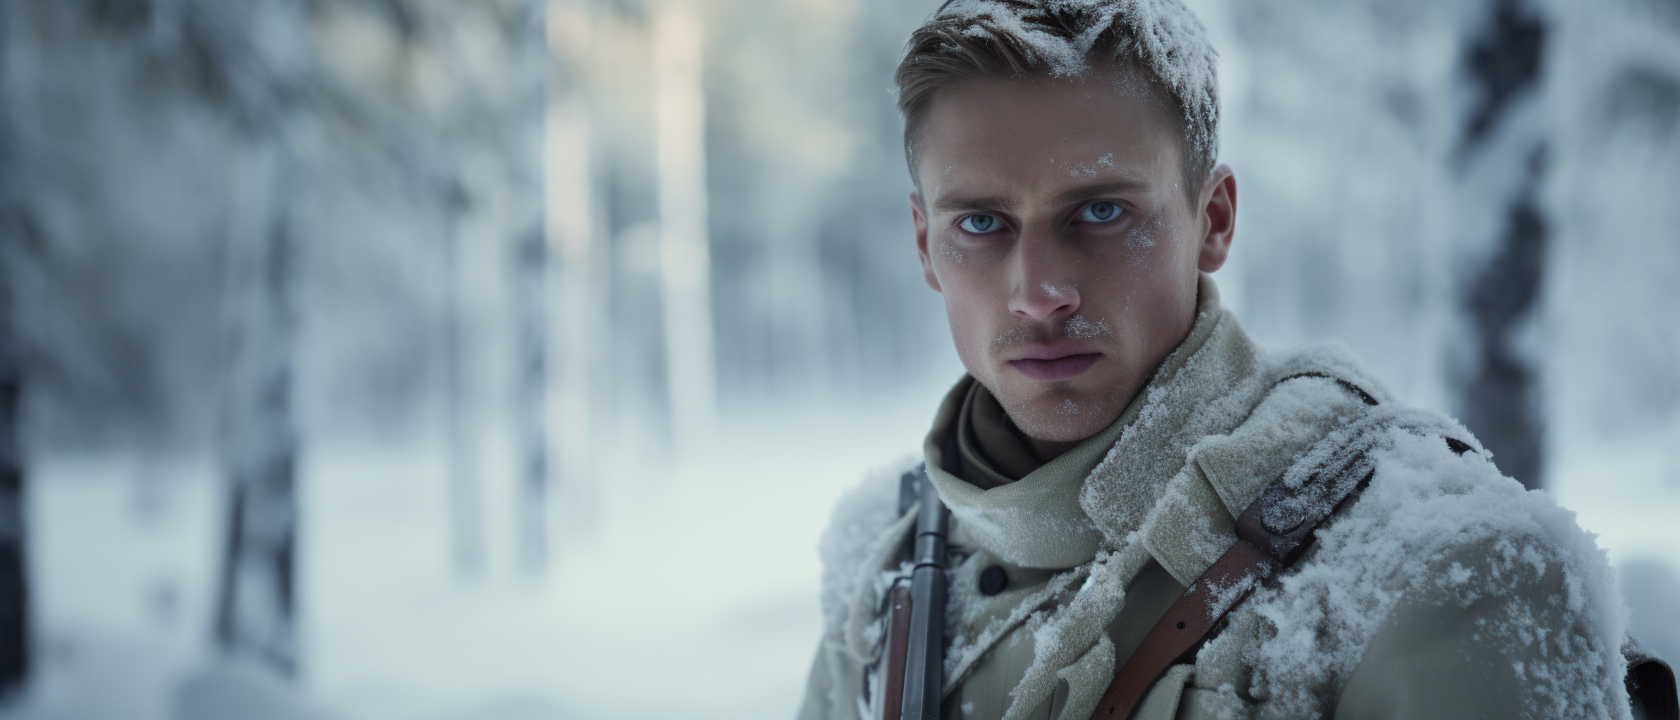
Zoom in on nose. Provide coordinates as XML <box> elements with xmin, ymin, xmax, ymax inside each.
<box><xmin>1007</xmin><ymin>230</ymin><xmax>1080</xmax><ymax>322</ymax></box>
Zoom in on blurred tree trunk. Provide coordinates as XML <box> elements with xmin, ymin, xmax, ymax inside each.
<box><xmin>215</xmin><ymin>135</ymin><xmax>300</xmax><ymax>675</ymax></box>
<box><xmin>654</xmin><ymin>4</ymin><xmax>717</xmax><ymax>456</ymax></box>
<box><xmin>1454</xmin><ymin>0</ymin><xmax>1548</xmax><ymax>490</ymax></box>
<box><xmin>0</xmin><ymin>0</ymin><xmax>30</xmax><ymax>695</ymax></box>
<box><xmin>514</xmin><ymin>0</ymin><xmax>549</xmax><ymax>575</ymax></box>
<box><xmin>213</xmin><ymin>0</ymin><xmax>306</xmax><ymax>675</ymax></box>
<box><xmin>546</xmin><ymin>0</ymin><xmax>601</xmax><ymax>537</ymax></box>
<box><xmin>445</xmin><ymin>210</ymin><xmax>486</xmax><ymax>576</ymax></box>
<box><xmin>0</xmin><ymin>323</ymin><xmax>22</xmax><ymax>696</ymax></box>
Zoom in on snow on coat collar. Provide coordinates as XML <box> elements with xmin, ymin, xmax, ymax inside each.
<box><xmin>921</xmin><ymin>274</ymin><xmax>1257</xmax><ymax>572</ymax></box>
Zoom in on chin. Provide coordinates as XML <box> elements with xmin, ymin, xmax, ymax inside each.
<box><xmin>998</xmin><ymin>387</ymin><xmax>1125</xmax><ymax>443</ymax></box>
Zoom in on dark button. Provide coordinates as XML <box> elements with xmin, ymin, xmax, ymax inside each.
<box><xmin>978</xmin><ymin>565</ymin><xmax>1009</xmax><ymax>596</ymax></box>
<box><xmin>1445</xmin><ymin>437</ymin><xmax>1473</xmax><ymax>456</ymax></box>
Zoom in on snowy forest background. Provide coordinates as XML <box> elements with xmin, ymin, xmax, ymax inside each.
<box><xmin>0</xmin><ymin>0</ymin><xmax>1676</xmax><ymax>718</ymax></box>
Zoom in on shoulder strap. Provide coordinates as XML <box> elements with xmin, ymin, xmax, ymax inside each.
<box><xmin>1094</xmin><ymin>373</ymin><xmax>1388</xmax><ymax>719</ymax></box>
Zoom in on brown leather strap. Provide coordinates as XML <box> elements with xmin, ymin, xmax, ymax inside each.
<box><xmin>1092</xmin><ymin>457</ymin><xmax>1377</xmax><ymax>719</ymax></box>
<box><xmin>1094</xmin><ymin>536</ymin><xmax>1275</xmax><ymax>718</ymax></box>
<box><xmin>1093</xmin><ymin>375</ymin><xmax>1385</xmax><ymax>718</ymax></box>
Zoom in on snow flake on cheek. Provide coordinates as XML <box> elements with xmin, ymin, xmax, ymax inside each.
<box><xmin>938</xmin><ymin>237</ymin><xmax>965</xmax><ymax>265</ymax></box>
<box><xmin>1123</xmin><ymin>213</ymin><xmax>1163</xmax><ymax>258</ymax></box>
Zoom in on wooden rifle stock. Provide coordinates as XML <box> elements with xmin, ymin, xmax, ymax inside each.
<box><xmin>879</xmin><ymin>584</ymin><xmax>912</xmax><ymax>720</ymax></box>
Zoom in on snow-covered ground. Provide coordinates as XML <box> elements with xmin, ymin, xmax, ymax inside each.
<box><xmin>2</xmin><ymin>382</ymin><xmax>957</xmax><ymax>720</ymax></box>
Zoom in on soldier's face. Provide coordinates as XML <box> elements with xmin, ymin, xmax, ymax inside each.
<box><xmin>911</xmin><ymin>70</ymin><xmax>1235</xmax><ymax>445</ymax></box>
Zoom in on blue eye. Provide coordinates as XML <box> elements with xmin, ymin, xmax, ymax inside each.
<box><xmin>1078</xmin><ymin>201</ymin><xmax>1122</xmax><ymax>223</ymax></box>
<box><xmin>958</xmin><ymin>214</ymin><xmax>1001</xmax><ymax>234</ymax></box>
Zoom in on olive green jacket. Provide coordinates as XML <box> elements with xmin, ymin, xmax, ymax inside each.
<box><xmin>798</xmin><ymin>277</ymin><xmax>1629</xmax><ymax>720</ymax></box>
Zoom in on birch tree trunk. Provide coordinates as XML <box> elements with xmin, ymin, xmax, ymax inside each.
<box><xmin>215</xmin><ymin>134</ymin><xmax>300</xmax><ymax>675</ymax></box>
<box><xmin>445</xmin><ymin>209</ymin><xmax>486</xmax><ymax>576</ymax></box>
<box><xmin>654</xmin><ymin>4</ymin><xmax>717</xmax><ymax>456</ymax></box>
<box><xmin>1454</xmin><ymin>0</ymin><xmax>1548</xmax><ymax>490</ymax></box>
<box><xmin>214</xmin><ymin>0</ymin><xmax>306</xmax><ymax>673</ymax></box>
<box><xmin>514</xmin><ymin>0</ymin><xmax>551</xmax><ymax>575</ymax></box>
<box><xmin>546</xmin><ymin>0</ymin><xmax>600</xmax><ymax>534</ymax></box>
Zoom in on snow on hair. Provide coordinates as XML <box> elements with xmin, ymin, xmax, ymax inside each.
<box><xmin>894</xmin><ymin>0</ymin><xmax>1220</xmax><ymax>201</ymax></box>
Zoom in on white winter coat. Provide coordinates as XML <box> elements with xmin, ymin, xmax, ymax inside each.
<box><xmin>797</xmin><ymin>276</ymin><xmax>1629</xmax><ymax>720</ymax></box>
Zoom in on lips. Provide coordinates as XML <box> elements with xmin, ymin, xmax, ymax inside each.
<box><xmin>1009</xmin><ymin>352</ymin><xmax>1101</xmax><ymax>382</ymax></box>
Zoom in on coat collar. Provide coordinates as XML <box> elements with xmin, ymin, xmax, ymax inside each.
<box><xmin>1076</xmin><ymin>274</ymin><xmax>1270</xmax><ymax>553</ymax></box>
<box><xmin>924</xmin><ymin>274</ymin><xmax>1264</xmax><ymax>571</ymax></box>
<box><xmin>923</xmin><ymin>374</ymin><xmax>1116</xmax><ymax>569</ymax></box>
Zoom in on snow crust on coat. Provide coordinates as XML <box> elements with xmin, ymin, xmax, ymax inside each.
<box><xmin>1211</xmin><ymin>415</ymin><xmax>1631</xmax><ymax>719</ymax></box>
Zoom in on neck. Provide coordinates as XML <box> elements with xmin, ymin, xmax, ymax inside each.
<box><xmin>1025</xmin><ymin>435</ymin><xmax>1082</xmax><ymax>463</ymax></box>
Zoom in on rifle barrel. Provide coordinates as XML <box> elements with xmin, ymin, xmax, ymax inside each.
<box><xmin>900</xmin><ymin>471</ymin><xmax>948</xmax><ymax>720</ymax></box>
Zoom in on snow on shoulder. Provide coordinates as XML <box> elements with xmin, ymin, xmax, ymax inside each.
<box><xmin>1222</xmin><ymin>410</ymin><xmax>1629</xmax><ymax>718</ymax></box>
<box><xmin>930</xmin><ymin>0</ymin><xmax>1219</xmax><ymax>153</ymax></box>
<box><xmin>816</xmin><ymin>456</ymin><xmax>919</xmax><ymax>648</ymax></box>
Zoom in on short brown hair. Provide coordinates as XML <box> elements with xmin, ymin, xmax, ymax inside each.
<box><xmin>894</xmin><ymin>0</ymin><xmax>1220</xmax><ymax>204</ymax></box>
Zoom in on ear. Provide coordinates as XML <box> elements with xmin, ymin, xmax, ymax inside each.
<box><xmin>1196</xmin><ymin>165</ymin><xmax>1237</xmax><ymax>273</ymax></box>
<box><xmin>912</xmin><ymin>192</ymin><xmax>941</xmax><ymax>292</ymax></box>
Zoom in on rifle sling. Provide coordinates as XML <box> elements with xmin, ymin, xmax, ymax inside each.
<box><xmin>1092</xmin><ymin>459</ymin><xmax>1377</xmax><ymax>719</ymax></box>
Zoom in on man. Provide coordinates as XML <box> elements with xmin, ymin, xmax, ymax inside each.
<box><xmin>798</xmin><ymin>1</ymin><xmax>1638</xmax><ymax>719</ymax></box>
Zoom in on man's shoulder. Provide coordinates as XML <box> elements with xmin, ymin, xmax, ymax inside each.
<box><xmin>1288</xmin><ymin>385</ymin><xmax>1612</xmax><ymax>619</ymax></box>
<box><xmin>1228</xmin><ymin>400</ymin><xmax>1628</xmax><ymax>716</ymax></box>
<box><xmin>1183</xmin><ymin>343</ymin><xmax>1611</xmax><ymax>608</ymax></box>
<box><xmin>815</xmin><ymin>457</ymin><xmax>919</xmax><ymax>629</ymax></box>
<box><xmin>1353</xmin><ymin>403</ymin><xmax>1588</xmax><ymax>553</ymax></box>
<box><xmin>1190</xmin><ymin>344</ymin><xmax>1629</xmax><ymax>716</ymax></box>
<box><xmin>1250</xmin><ymin>340</ymin><xmax>1580</xmax><ymax>548</ymax></box>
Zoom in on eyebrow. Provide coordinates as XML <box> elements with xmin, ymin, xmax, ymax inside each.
<box><xmin>1052</xmin><ymin>179</ymin><xmax>1149</xmax><ymax>207</ymax></box>
<box><xmin>930</xmin><ymin>194</ymin><xmax>1012</xmax><ymax>214</ymax></box>
<box><xmin>930</xmin><ymin>179</ymin><xmax>1151</xmax><ymax>214</ymax></box>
